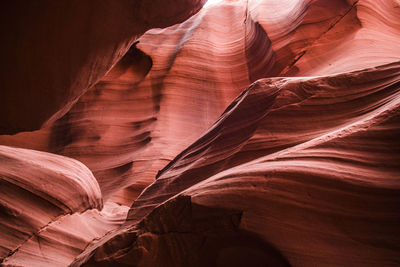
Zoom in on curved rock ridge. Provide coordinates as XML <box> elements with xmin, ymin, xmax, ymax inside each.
<box><xmin>0</xmin><ymin>0</ymin><xmax>399</xmax><ymax>266</ymax></box>
<box><xmin>0</xmin><ymin>1</ymin><xmax>276</xmax><ymax>204</ymax></box>
<box><xmin>0</xmin><ymin>145</ymin><xmax>102</xmax><ymax>262</ymax></box>
<box><xmin>276</xmin><ymin>0</ymin><xmax>400</xmax><ymax>76</ymax></box>
<box><xmin>75</xmin><ymin>195</ymin><xmax>291</xmax><ymax>267</ymax></box>
<box><xmin>74</xmin><ymin>61</ymin><xmax>400</xmax><ymax>266</ymax></box>
<box><xmin>0</xmin><ymin>0</ymin><xmax>368</xmax><ymax>205</ymax></box>
<box><xmin>2</xmin><ymin>202</ymin><xmax>129</xmax><ymax>267</ymax></box>
<box><xmin>248</xmin><ymin>0</ymin><xmax>359</xmax><ymax>75</ymax></box>
<box><xmin>0</xmin><ymin>0</ymin><xmax>206</xmax><ymax>134</ymax></box>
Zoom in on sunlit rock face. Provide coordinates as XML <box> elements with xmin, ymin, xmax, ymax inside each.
<box><xmin>1</xmin><ymin>0</ymin><xmax>400</xmax><ymax>266</ymax></box>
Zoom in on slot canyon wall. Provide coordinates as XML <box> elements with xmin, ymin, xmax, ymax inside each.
<box><xmin>0</xmin><ymin>0</ymin><xmax>399</xmax><ymax>266</ymax></box>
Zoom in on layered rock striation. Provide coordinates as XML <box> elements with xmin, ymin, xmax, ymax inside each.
<box><xmin>0</xmin><ymin>0</ymin><xmax>206</xmax><ymax>134</ymax></box>
<box><xmin>0</xmin><ymin>0</ymin><xmax>399</xmax><ymax>266</ymax></box>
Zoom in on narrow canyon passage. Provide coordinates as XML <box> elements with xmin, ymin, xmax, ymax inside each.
<box><xmin>0</xmin><ymin>0</ymin><xmax>399</xmax><ymax>266</ymax></box>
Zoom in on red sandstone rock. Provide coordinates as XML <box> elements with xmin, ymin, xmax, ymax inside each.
<box><xmin>0</xmin><ymin>0</ymin><xmax>206</xmax><ymax>134</ymax></box>
<box><xmin>0</xmin><ymin>145</ymin><xmax>101</xmax><ymax>262</ymax></box>
<box><xmin>0</xmin><ymin>0</ymin><xmax>399</xmax><ymax>266</ymax></box>
<box><xmin>73</xmin><ymin>61</ymin><xmax>400</xmax><ymax>266</ymax></box>
<box><xmin>1</xmin><ymin>0</ymin><xmax>381</xmax><ymax>205</ymax></box>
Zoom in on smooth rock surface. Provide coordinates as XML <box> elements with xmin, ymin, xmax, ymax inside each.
<box><xmin>0</xmin><ymin>0</ymin><xmax>206</xmax><ymax>134</ymax></box>
<box><xmin>0</xmin><ymin>0</ymin><xmax>399</xmax><ymax>266</ymax></box>
<box><xmin>0</xmin><ymin>145</ymin><xmax>102</xmax><ymax>262</ymax></box>
<box><xmin>74</xmin><ymin>61</ymin><xmax>400</xmax><ymax>266</ymax></box>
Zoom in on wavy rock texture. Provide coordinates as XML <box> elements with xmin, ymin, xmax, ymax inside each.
<box><xmin>1</xmin><ymin>0</ymin><xmax>386</xmax><ymax>204</ymax></box>
<box><xmin>73</xmin><ymin>61</ymin><xmax>400</xmax><ymax>266</ymax></box>
<box><xmin>0</xmin><ymin>0</ymin><xmax>206</xmax><ymax>134</ymax></box>
<box><xmin>0</xmin><ymin>0</ymin><xmax>399</xmax><ymax>266</ymax></box>
<box><xmin>2</xmin><ymin>202</ymin><xmax>129</xmax><ymax>267</ymax></box>
<box><xmin>0</xmin><ymin>145</ymin><xmax>101</xmax><ymax>262</ymax></box>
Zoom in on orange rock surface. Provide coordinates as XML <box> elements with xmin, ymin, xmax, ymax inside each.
<box><xmin>0</xmin><ymin>0</ymin><xmax>399</xmax><ymax>266</ymax></box>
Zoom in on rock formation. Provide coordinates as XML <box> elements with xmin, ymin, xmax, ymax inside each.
<box><xmin>0</xmin><ymin>0</ymin><xmax>399</xmax><ymax>266</ymax></box>
<box><xmin>0</xmin><ymin>0</ymin><xmax>205</xmax><ymax>134</ymax></box>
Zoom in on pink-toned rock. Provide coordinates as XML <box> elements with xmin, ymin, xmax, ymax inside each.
<box><xmin>0</xmin><ymin>145</ymin><xmax>101</xmax><ymax>262</ymax></box>
<box><xmin>0</xmin><ymin>0</ymin><xmax>399</xmax><ymax>266</ymax></box>
<box><xmin>75</xmin><ymin>61</ymin><xmax>400</xmax><ymax>267</ymax></box>
<box><xmin>0</xmin><ymin>0</ymin><xmax>206</xmax><ymax>134</ymax></box>
<box><xmin>2</xmin><ymin>202</ymin><xmax>128</xmax><ymax>267</ymax></box>
<box><xmin>0</xmin><ymin>0</ymin><xmax>373</xmax><ymax>205</ymax></box>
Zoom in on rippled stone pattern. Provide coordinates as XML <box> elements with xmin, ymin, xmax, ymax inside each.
<box><xmin>0</xmin><ymin>0</ymin><xmax>206</xmax><ymax>134</ymax></box>
<box><xmin>0</xmin><ymin>0</ymin><xmax>399</xmax><ymax>266</ymax></box>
